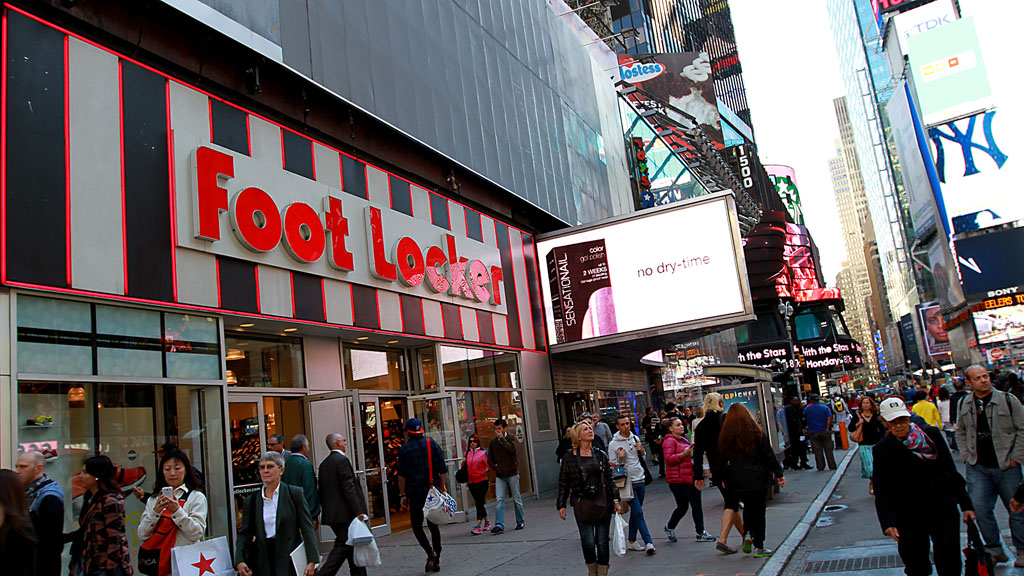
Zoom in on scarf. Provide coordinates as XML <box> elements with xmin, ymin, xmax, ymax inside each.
<box><xmin>24</xmin><ymin>475</ymin><xmax>51</xmax><ymax>506</ymax></box>
<box><xmin>902</xmin><ymin>423</ymin><xmax>937</xmax><ymax>460</ymax></box>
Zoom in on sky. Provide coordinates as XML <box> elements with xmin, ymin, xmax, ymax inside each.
<box><xmin>729</xmin><ymin>0</ymin><xmax>847</xmax><ymax>284</ymax></box>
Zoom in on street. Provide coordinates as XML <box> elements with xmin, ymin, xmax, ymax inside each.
<box><xmin>372</xmin><ymin>448</ymin><xmax>854</xmax><ymax>575</ymax></box>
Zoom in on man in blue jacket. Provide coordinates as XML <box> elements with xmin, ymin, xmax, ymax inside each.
<box><xmin>804</xmin><ymin>394</ymin><xmax>837</xmax><ymax>471</ymax></box>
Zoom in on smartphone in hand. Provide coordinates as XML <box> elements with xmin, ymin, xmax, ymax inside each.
<box><xmin>161</xmin><ymin>486</ymin><xmax>174</xmax><ymax>500</ymax></box>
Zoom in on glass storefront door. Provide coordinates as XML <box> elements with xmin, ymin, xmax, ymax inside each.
<box><xmin>408</xmin><ymin>392</ymin><xmax>466</xmax><ymax>521</ymax></box>
<box><xmin>357</xmin><ymin>395</ymin><xmax>408</xmax><ymax>535</ymax></box>
<box><xmin>304</xmin><ymin>390</ymin><xmax>364</xmax><ymax>544</ymax></box>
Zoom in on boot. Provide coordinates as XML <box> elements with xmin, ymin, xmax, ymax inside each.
<box><xmin>596</xmin><ymin>565</ymin><xmax>609</xmax><ymax>576</ymax></box>
<box><xmin>586</xmin><ymin>562</ymin><xmax>597</xmax><ymax>576</ymax></box>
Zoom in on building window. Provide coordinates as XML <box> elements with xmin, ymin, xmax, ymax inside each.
<box><xmin>344</xmin><ymin>347</ymin><xmax>407</xmax><ymax>390</ymax></box>
<box><xmin>17</xmin><ymin>295</ymin><xmax>220</xmax><ymax>379</ymax></box>
<box><xmin>225</xmin><ymin>334</ymin><xmax>304</xmax><ymax>388</ymax></box>
<box><xmin>440</xmin><ymin>346</ymin><xmax>519</xmax><ymax>388</ymax></box>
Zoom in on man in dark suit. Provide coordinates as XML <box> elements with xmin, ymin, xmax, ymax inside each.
<box><xmin>317</xmin><ymin>434</ymin><xmax>369</xmax><ymax>576</ymax></box>
<box><xmin>282</xmin><ymin>434</ymin><xmax>322</xmax><ymax>529</ymax></box>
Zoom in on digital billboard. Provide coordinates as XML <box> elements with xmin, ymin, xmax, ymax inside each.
<box><xmin>907</xmin><ymin>17</ymin><xmax>993</xmax><ymax>127</ymax></box>
<box><xmin>617</xmin><ymin>52</ymin><xmax>725</xmax><ymax>148</ymax></box>
<box><xmin>536</xmin><ymin>193</ymin><xmax>752</xmax><ymax>351</ymax></box>
<box><xmin>888</xmin><ymin>80</ymin><xmax>938</xmax><ymax>238</ymax></box>
<box><xmin>953</xmin><ymin>227</ymin><xmax>1024</xmax><ymax>301</ymax></box>
<box><xmin>974</xmin><ymin>306</ymin><xmax>1024</xmax><ymax>346</ymax></box>
<box><xmin>919</xmin><ymin>301</ymin><xmax>952</xmax><ymax>358</ymax></box>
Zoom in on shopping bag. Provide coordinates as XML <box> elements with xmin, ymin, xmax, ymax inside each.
<box><xmin>423</xmin><ymin>485</ymin><xmax>458</xmax><ymax>524</ymax></box>
<box><xmin>612</xmin><ymin>513</ymin><xmax>628</xmax><ymax>557</ymax></box>
<box><xmin>964</xmin><ymin>518</ymin><xmax>995</xmax><ymax>576</ymax></box>
<box><xmin>170</xmin><ymin>536</ymin><xmax>233</xmax><ymax>576</ymax></box>
<box><xmin>353</xmin><ymin>538</ymin><xmax>382</xmax><ymax>568</ymax></box>
<box><xmin>617</xmin><ymin>477</ymin><xmax>633</xmax><ymax>502</ymax></box>
<box><xmin>345</xmin><ymin>516</ymin><xmax>374</xmax><ymax>546</ymax></box>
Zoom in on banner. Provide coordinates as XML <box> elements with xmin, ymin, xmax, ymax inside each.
<box><xmin>918</xmin><ymin>301</ymin><xmax>952</xmax><ymax>359</ymax></box>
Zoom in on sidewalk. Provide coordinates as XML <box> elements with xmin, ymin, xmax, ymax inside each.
<box><xmin>779</xmin><ymin>445</ymin><xmax>1024</xmax><ymax>576</ymax></box>
<box><xmin>367</xmin><ymin>449</ymin><xmax>853</xmax><ymax>576</ymax></box>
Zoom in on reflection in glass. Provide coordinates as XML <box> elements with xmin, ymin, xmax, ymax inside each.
<box><xmin>345</xmin><ymin>348</ymin><xmax>407</xmax><ymax>390</ymax></box>
<box><xmin>225</xmin><ymin>334</ymin><xmax>304</xmax><ymax>387</ymax></box>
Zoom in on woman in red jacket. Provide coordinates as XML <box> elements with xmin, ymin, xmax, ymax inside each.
<box><xmin>662</xmin><ymin>417</ymin><xmax>715</xmax><ymax>544</ymax></box>
<box><xmin>465</xmin><ymin>434</ymin><xmax>492</xmax><ymax>535</ymax></box>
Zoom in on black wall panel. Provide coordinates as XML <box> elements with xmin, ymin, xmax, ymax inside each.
<box><xmin>400</xmin><ymin>294</ymin><xmax>425</xmax><ymax>335</ymax></box>
<box><xmin>494</xmin><ymin>222</ymin><xmax>522</xmax><ymax>348</ymax></box>
<box><xmin>430</xmin><ymin>192</ymin><xmax>450</xmax><ymax>230</ymax></box>
<box><xmin>351</xmin><ymin>284</ymin><xmax>380</xmax><ymax>329</ymax></box>
<box><xmin>218</xmin><ymin>257</ymin><xmax>258</xmax><ymax>313</ymax></box>
<box><xmin>441</xmin><ymin>302</ymin><xmax>463</xmax><ymax>340</ymax></box>
<box><xmin>477</xmin><ymin>310</ymin><xmax>495</xmax><ymax>344</ymax></box>
<box><xmin>292</xmin><ymin>271</ymin><xmax>325</xmax><ymax>322</ymax></box>
<box><xmin>210</xmin><ymin>98</ymin><xmax>249</xmax><ymax>155</ymax></box>
<box><xmin>464</xmin><ymin>208</ymin><xmax>483</xmax><ymax>242</ymax></box>
<box><xmin>282</xmin><ymin>130</ymin><xmax>314</xmax><ymax>179</ymax></box>
<box><xmin>121</xmin><ymin>61</ymin><xmax>173</xmax><ymax>301</ymax></box>
<box><xmin>341</xmin><ymin>155</ymin><xmax>367</xmax><ymax>199</ymax></box>
<box><xmin>389</xmin><ymin>175</ymin><xmax>412</xmax><ymax>216</ymax></box>
<box><xmin>4</xmin><ymin>12</ymin><xmax>67</xmax><ymax>287</ymax></box>
<box><xmin>521</xmin><ymin>232</ymin><xmax>546</xmax><ymax>350</ymax></box>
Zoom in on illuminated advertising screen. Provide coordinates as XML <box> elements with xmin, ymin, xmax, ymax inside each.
<box><xmin>974</xmin><ymin>306</ymin><xmax>1024</xmax><ymax>345</ymax></box>
<box><xmin>617</xmin><ymin>52</ymin><xmax>725</xmax><ymax>148</ymax></box>
<box><xmin>536</xmin><ymin>193</ymin><xmax>752</xmax><ymax>351</ymax></box>
<box><xmin>907</xmin><ymin>17</ymin><xmax>993</xmax><ymax>127</ymax></box>
<box><xmin>919</xmin><ymin>301</ymin><xmax>952</xmax><ymax>358</ymax></box>
<box><xmin>953</xmin><ymin>227</ymin><xmax>1024</xmax><ymax>301</ymax></box>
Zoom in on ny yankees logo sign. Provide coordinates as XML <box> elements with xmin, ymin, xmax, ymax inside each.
<box><xmin>929</xmin><ymin>111</ymin><xmax>1008</xmax><ymax>182</ymax></box>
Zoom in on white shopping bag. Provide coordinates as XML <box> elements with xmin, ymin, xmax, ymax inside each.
<box><xmin>423</xmin><ymin>486</ymin><xmax>458</xmax><ymax>525</ymax></box>
<box><xmin>612</xmin><ymin>513</ymin><xmax>627</xmax><ymax>557</ymax></box>
<box><xmin>345</xmin><ymin>517</ymin><xmax>374</xmax><ymax>546</ymax></box>
<box><xmin>170</xmin><ymin>536</ymin><xmax>233</xmax><ymax>576</ymax></box>
<box><xmin>353</xmin><ymin>539</ymin><xmax>382</xmax><ymax>568</ymax></box>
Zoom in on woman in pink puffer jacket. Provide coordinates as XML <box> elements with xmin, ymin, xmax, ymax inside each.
<box><xmin>662</xmin><ymin>416</ymin><xmax>714</xmax><ymax>543</ymax></box>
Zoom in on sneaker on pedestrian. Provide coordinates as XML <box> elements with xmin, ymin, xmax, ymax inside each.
<box><xmin>1015</xmin><ymin>550</ymin><xmax>1024</xmax><ymax>567</ymax></box>
<box><xmin>753</xmin><ymin>548</ymin><xmax>775</xmax><ymax>558</ymax></box>
<box><xmin>992</xmin><ymin>550</ymin><xmax>1010</xmax><ymax>563</ymax></box>
<box><xmin>471</xmin><ymin>526</ymin><xmax>482</xmax><ymax>535</ymax></box>
<box><xmin>627</xmin><ymin>541</ymin><xmax>646</xmax><ymax>552</ymax></box>
<box><xmin>515</xmin><ymin>522</ymin><xmax>525</xmax><ymax>530</ymax></box>
<box><xmin>742</xmin><ymin>534</ymin><xmax>753</xmax><ymax>554</ymax></box>
<box><xmin>491</xmin><ymin>525</ymin><xmax>504</xmax><ymax>534</ymax></box>
<box><xmin>716</xmin><ymin>541</ymin><xmax>738</xmax><ymax>555</ymax></box>
<box><xmin>483</xmin><ymin>521</ymin><xmax>491</xmax><ymax>530</ymax></box>
<box><xmin>664</xmin><ymin>525</ymin><xmax>677</xmax><ymax>542</ymax></box>
<box><xmin>696</xmin><ymin>531</ymin><xmax>716</xmax><ymax>542</ymax></box>
<box><xmin>645</xmin><ymin>542</ymin><xmax>656</xmax><ymax>555</ymax></box>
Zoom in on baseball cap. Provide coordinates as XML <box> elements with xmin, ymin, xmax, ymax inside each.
<box><xmin>879</xmin><ymin>397</ymin><xmax>912</xmax><ymax>422</ymax></box>
<box><xmin>405</xmin><ymin>418</ymin><xmax>423</xmax><ymax>433</ymax></box>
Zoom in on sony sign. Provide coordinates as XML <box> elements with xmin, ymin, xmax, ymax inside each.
<box><xmin>175</xmin><ymin>134</ymin><xmax>506</xmax><ymax>314</ymax></box>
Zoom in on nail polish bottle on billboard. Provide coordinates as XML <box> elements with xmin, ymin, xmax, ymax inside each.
<box><xmin>546</xmin><ymin>238</ymin><xmax>617</xmax><ymax>343</ymax></box>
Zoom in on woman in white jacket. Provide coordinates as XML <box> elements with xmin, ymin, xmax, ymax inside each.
<box><xmin>138</xmin><ymin>448</ymin><xmax>208</xmax><ymax>575</ymax></box>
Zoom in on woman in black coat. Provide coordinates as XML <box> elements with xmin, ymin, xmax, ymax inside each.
<box><xmin>714</xmin><ymin>403</ymin><xmax>785</xmax><ymax>557</ymax></box>
<box><xmin>557</xmin><ymin>420</ymin><xmax>622</xmax><ymax>576</ymax></box>
<box><xmin>873</xmin><ymin>397</ymin><xmax>975</xmax><ymax>576</ymax></box>
<box><xmin>235</xmin><ymin>452</ymin><xmax>318</xmax><ymax>576</ymax></box>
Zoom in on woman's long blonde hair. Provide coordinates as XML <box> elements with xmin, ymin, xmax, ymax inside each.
<box><xmin>570</xmin><ymin>420</ymin><xmax>593</xmax><ymax>450</ymax></box>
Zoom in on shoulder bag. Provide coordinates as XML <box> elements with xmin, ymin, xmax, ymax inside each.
<box><xmin>138</xmin><ymin>491</ymin><xmax>192</xmax><ymax>576</ymax></box>
<box><xmin>422</xmin><ymin>438</ymin><xmax>458</xmax><ymax>524</ymax></box>
<box><xmin>455</xmin><ymin>450</ymin><xmax>469</xmax><ymax>484</ymax></box>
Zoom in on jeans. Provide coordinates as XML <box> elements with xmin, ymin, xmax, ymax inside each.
<box><xmin>627</xmin><ymin>482</ymin><xmax>652</xmax><ymax>544</ymax></box>
<box><xmin>495</xmin><ymin>474</ymin><xmax>524</xmax><ymax>528</ymax></box>
<box><xmin>574</xmin><ymin>509</ymin><xmax>612</xmax><ymax>565</ymax></box>
<box><xmin>809</xmin><ymin>431</ymin><xmax>837</xmax><ymax>470</ymax></box>
<box><xmin>409</xmin><ymin>494</ymin><xmax>442</xmax><ymax>557</ymax></box>
<box><xmin>965</xmin><ymin>463</ymin><xmax>1024</xmax><ymax>552</ymax></box>
<box><xmin>468</xmin><ymin>480</ymin><xmax>489</xmax><ymax>520</ymax></box>
<box><xmin>667</xmin><ymin>482</ymin><xmax>705</xmax><ymax>533</ymax></box>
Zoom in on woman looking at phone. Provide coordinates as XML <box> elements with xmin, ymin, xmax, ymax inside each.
<box><xmin>138</xmin><ymin>449</ymin><xmax>208</xmax><ymax>575</ymax></box>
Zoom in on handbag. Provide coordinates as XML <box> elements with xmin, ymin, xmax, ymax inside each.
<box><xmin>422</xmin><ymin>438</ymin><xmax>458</xmax><ymax>525</ymax></box>
<box><xmin>455</xmin><ymin>452</ymin><xmax>469</xmax><ymax>484</ymax></box>
<box><xmin>611</xmin><ymin>464</ymin><xmax>627</xmax><ymax>480</ymax></box>
<box><xmin>139</xmin><ymin>491</ymin><xmax>191</xmax><ymax>576</ymax></box>
<box><xmin>964</xmin><ymin>518</ymin><xmax>995</xmax><ymax>576</ymax></box>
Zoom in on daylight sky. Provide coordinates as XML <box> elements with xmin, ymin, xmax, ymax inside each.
<box><xmin>730</xmin><ymin>0</ymin><xmax>847</xmax><ymax>284</ymax></box>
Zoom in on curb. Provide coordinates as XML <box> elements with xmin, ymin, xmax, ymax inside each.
<box><xmin>757</xmin><ymin>446</ymin><xmax>859</xmax><ymax>576</ymax></box>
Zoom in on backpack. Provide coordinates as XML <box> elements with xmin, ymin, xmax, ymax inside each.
<box><xmin>138</xmin><ymin>490</ymin><xmax>192</xmax><ymax>576</ymax></box>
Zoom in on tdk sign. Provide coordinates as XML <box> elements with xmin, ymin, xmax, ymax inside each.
<box><xmin>620</xmin><ymin>62</ymin><xmax>665</xmax><ymax>83</ymax></box>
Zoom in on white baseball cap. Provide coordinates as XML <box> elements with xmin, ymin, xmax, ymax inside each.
<box><xmin>879</xmin><ymin>397</ymin><xmax>912</xmax><ymax>422</ymax></box>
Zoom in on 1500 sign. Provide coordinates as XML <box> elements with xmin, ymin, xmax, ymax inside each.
<box><xmin>185</xmin><ymin>143</ymin><xmax>506</xmax><ymax>312</ymax></box>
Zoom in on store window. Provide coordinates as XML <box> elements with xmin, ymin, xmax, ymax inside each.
<box><xmin>17</xmin><ymin>295</ymin><xmax>220</xmax><ymax>379</ymax></box>
<box><xmin>440</xmin><ymin>346</ymin><xmax>519</xmax><ymax>388</ymax></box>
<box><xmin>225</xmin><ymin>334</ymin><xmax>304</xmax><ymax>387</ymax></box>
<box><xmin>344</xmin><ymin>347</ymin><xmax>407</xmax><ymax>390</ymax></box>
<box><xmin>17</xmin><ymin>381</ymin><xmax>228</xmax><ymax>572</ymax></box>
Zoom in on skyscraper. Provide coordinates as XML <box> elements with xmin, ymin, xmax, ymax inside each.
<box><xmin>827</xmin><ymin>0</ymin><xmax>917</xmax><ymax>334</ymax></box>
